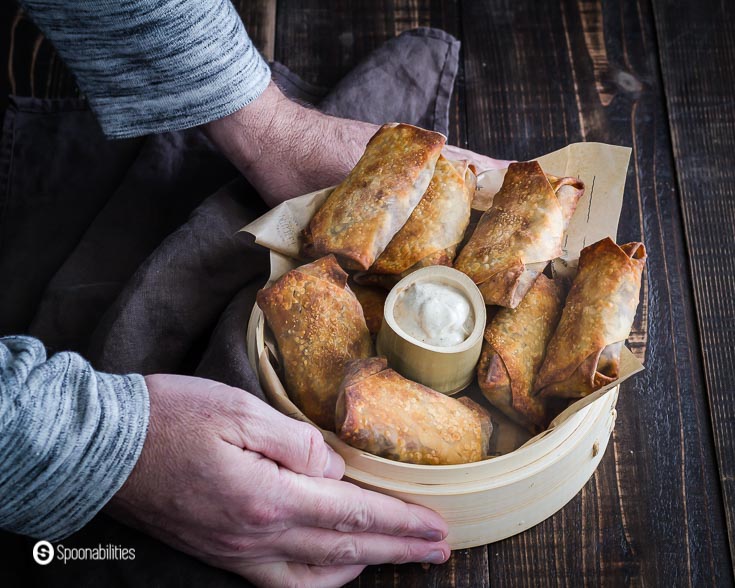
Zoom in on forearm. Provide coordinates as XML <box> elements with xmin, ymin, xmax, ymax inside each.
<box><xmin>204</xmin><ymin>83</ymin><xmax>376</xmax><ymax>192</ymax></box>
<box><xmin>0</xmin><ymin>336</ymin><xmax>149</xmax><ymax>540</ymax></box>
<box><xmin>203</xmin><ymin>82</ymin><xmax>510</xmax><ymax>208</ymax></box>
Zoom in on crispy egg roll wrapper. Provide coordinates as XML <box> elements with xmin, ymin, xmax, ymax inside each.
<box><xmin>256</xmin><ymin>256</ymin><xmax>374</xmax><ymax>429</ymax></box>
<box><xmin>354</xmin><ymin>157</ymin><xmax>475</xmax><ymax>289</ymax></box>
<box><xmin>535</xmin><ymin>237</ymin><xmax>646</xmax><ymax>399</ymax></box>
<box><xmin>477</xmin><ymin>274</ymin><xmax>564</xmax><ymax>434</ymax></box>
<box><xmin>335</xmin><ymin>358</ymin><xmax>492</xmax><ymax>465</ymax></box>
<box><xmin>548</xmin><ymin>174</ymin><xmax>586</xmax><ymax>231</ymax></box>
<box><xmin>454</xmin><ymin>161</ymin><xmax>584</xmax><ymax>308</ymax></box>
<box><xmin>302</xmin><ymin>123</ymin><xmax>445</xmax><ymax>270</ymax></box>
<box><xmin>349</xmin><ymin>282</ymin><xmax>387</xmax><ymax>339</ymax></box>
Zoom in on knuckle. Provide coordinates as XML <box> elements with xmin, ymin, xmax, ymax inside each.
<box><xmin>240</xmin><ymin>499</ymin><xmax>283</xmax><ymax>528</ymax></box>
<box><xmin>251</xmin><ymin>504</ymin><xmax>281</xmax><ymax>528</ymax></box>
<box><xmin>320</xmin><ymin>536</ymin><xmax>361</xmax><ymax>565</ymax></box>
<box><xmin>299</xmin><ymin>424</ymin><xmax>327</xmax><ymax>473</ymax></box>
<box><xmin>392</xmin><ymin>509</ymin><xmax>420</xmax><ymax>536</ymax></box>
<box><xmin>337</xmin><ymin>500</ymin><xmax>374</xmax><ymax>533</ymax></box>
<box><xmin>396</xmin><ymin>543</ymin><xmax>420</xmax><ymax>564</ymax></box>
<box><xmin>210</xmin><ymin>534</ymin><xmax>257</xmax><ymax>556</ymax></box>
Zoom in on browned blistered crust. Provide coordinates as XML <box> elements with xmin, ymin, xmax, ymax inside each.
<box><xmin>361</xmin><ymin>156</ymin><xmax>475</xmax><ymax>280</ymax></box>
<box><xmin>456</xmin><ymin>396</ymin><xmax>493</xmax><ymax>457</ymax></box>
<box><xmin>535</xmin><ymin>237</ymin><xmax>647</xmax><ymax>399</ymax></box>
<box><xmin>454</xmin><ymin>161</ymin><xmax>584</xmax><ymax>307</ymax></box>
<box><xmin>301</xmin><ymin>123</ymin><xmax>446</xmax><ymax>270</ymax></box>
<box><xmin>335</xmin><ymin>358</ymin><xmax>493</xmax><ymax>465</ymax></box>
<box><xmin>475</xmin><ymin>262</ymin><xmax>528</xmax><ymax>309</ymax></box>
<box><xmin>348</xmin><ymin>281</ymin><xmax>387</xmax><ymax>338</ymax></box>
<box><xmin>477</xmin><ymin>274</ymin><xmax>565</xmax><ymax>433</ymax></box>
<box><xmin>354</xmin><ymin>248</ymin><xmax>457</xmax><ymax>290</ymax></box>
<box><xmin>256</xmin><ymin>255</ymin><xmax>374</xmax><ymax>430</ymax></box>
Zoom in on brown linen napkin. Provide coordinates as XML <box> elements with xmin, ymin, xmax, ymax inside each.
<box><xmin>0</xmin><ymin>28</ymin><xmax>461</xmax><ymax>587</ymax></box>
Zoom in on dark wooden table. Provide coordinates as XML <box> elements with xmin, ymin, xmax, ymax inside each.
<box><xmin>2</xmin><ymin>0</ymin><xmax>734</xmax><ymax>585</ymax></box>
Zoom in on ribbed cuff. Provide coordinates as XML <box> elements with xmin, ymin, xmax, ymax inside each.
<box><xmin>0</xmin><ymin>336</ymin><xmax>150</xmax><ymax>540</ymax></box>
<box><xmin>41</xmin><ymin>372</ymin><xmax>151</xmax><ymax>541</ymax></box>
<box><xmin>95</xmin><ymin>50</ymin><xmax>272</xmax><ymax>139</ymax></box>
<box><xmin>89</xmin><ymin>1</ymin><xmax>272</xmax><ymax>139</ymax></box>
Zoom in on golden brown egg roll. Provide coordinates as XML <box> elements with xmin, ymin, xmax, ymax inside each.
<box><xmin>302</xmin><ymin>123</ymin><xmax>446</xmax><ymax>271</ymax></box>
<box><xmin>354</xmin><ymin>157</ymin><xmax>476</xmax><ymax>289</ymax></box>
<box><xmin>548</xmin><ymin>175</ymin><xmax>586</xmax><ymax>231</ymax></box>
<box><xmin>348</xmin><ymin>282</ymin><xmax>387</xmax><ymax>339</ymax></box>
<box><xmin>535</xmin><ymin>237</ymin><xmax>646</xmax><ymax>399</ymax></box>
<box><xmin>477</xmin><ymin>274</ymin><xmax>565</xmax><ymax>434</ymax></box>
<box><xmin>256</xmin><ymin>255</ymin><xmax>374</xmax><ymax>429</ymax></box>
<box><xmin>454</xmin><ymin>161</ymin><xmax>584</xmax><ymax>308</ymax></box>
<box><xmin>335</xmin><ymin>358</ymin><xmax>492</xmax><ymax>465</ymax></box>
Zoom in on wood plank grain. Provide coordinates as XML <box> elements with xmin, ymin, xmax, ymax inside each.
<box><xmin>233</xmin><ymin>0</ymin><xmax>277</xmax><ymax>61</ymax></box>
<box><xmin>275</xmin><ymin>0</ymin><xmax>465</xmax><ymax>146</ymax></box>
<box><xmin>0</xmin><ymin>3</ymin><xmax>78</xmax><ymax>109</ymax></box>
<box><xmin>462</xmin><ymin>0</ymin><xmax>732</xmax><ymax>584</ymax></box>
<box><xmin>652</xmin><ymin>0</ymin><xmax>735</xmax><ymax>571</ymax></box>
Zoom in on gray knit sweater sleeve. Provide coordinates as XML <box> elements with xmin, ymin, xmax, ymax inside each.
<box><xmin>18</xmin><ymin>0</ymin><xmax>271</xmax><ymax>138</ymax></box>
<box><xmin>0</xmin><ymin>337</ymin><xmax>149</xmax><ymax>540</ymax></box>
<box><xmin>4</xmin><ymin>0</ymin><xmax>265</xmax><ymax>540</ymax></box>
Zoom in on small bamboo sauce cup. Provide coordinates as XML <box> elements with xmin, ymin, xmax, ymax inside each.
<box><xmin>376</xmin><ymin>265</ymin><xmax>487</xmax><ymax>394</ymax></box>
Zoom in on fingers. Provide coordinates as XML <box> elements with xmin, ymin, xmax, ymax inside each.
<box><xmin>240</xmin><ymin>561</ymin><xmax>366</xmax><ymax>588</ymax></box>
<box><xmin>227</xmin><ymin>392</ymin><xmax>345</xmax><ymax>480</ymax></box>
<box><xmin>206</xmin><ymin>526</ymin><xmax>444</xmax><ymax>585</ymax></box>
<box><xmin>281</xmin><ymin>474</ymin><xmax>448</xmax><ymax>541</ymax></box>
<box><xmin>273</xmin><ymin>527</ymin><xmax>450</xmax><ymax>567</ymax></box>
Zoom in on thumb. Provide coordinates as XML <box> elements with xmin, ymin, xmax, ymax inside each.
<box><xmin>227</xmin><ymin>391</ymin><xmax>345</xmax><ymax>480</ymax></box>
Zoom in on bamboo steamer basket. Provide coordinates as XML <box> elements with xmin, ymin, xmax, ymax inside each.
<box><xmin>242</xmin><ymin>143</ymin><xmax>639</xmax><ymax>548</ymax></box>
<box><xmin>247</xmin><ymin>302</ymin><xmax>619</xmax><ymax>549</ymax></box>
<box><xmin>376</xmin><ymin>265</ymin><xmax>486</xmax><ymax>395</ymax></box>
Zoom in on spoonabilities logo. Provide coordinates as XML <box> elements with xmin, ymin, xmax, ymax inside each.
<box><xmin>31</xmin><ymin>541</ymin><xmax>135</xmax><ymax>565</ymax></box>
<box><xmin>32</xmin><ymin>540</ymin><xmax>54</xmax><ymax>565</ymax></box>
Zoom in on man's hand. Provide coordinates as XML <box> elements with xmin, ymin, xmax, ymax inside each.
<box><xmin>205</xmin><ymin>82</ymin><xmax>511</xmax><ymax>207</ymax></box>
<box><xmin>107</xmin><ymin>374</ymin><xmax>450</xmax><ymax>588</ymax></box>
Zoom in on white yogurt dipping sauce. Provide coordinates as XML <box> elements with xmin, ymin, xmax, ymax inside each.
<box><xmin>393</xmin><ymin>281</ymin><xmax>474</xmax><ymax>347</ymax></box>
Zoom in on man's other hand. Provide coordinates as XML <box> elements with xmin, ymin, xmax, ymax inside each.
<box><xmin>107</xmin><ymin>374</ymin><xmax>449</xmax><ymax>588</ymax></box>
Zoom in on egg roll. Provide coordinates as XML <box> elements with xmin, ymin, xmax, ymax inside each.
<box><xmin>256</xmin><ymin>255</ymin><xmax>374</xmax><ymax>429</ymax></box>
<box><xmin>454</xmin><ymin>161</ymin><xmax>584</xmax><ymax>308</ymax></box>
<box><xmin>335</xmin><ymin>358</ymin><xmax>492</xmax><ymax>465</ymax></box>
<box><xmin>535</xmin><ymin>237</ymin><xmax>646</xmax><ymax>399</ymax></box>
<box><xmin>548</xmin><ymin>174</ymin><xmax>586</xmax><ymax>229</ymax></box>
<box><xmin>355</xmin><ymin>157</ymin><xmax>475</xmax><ymax>289</ymax></box>
<box><xmin>302</xmin><ymin>123</ymin><xmax>446</xmax><ymax>270</ymax></box>
<box><xmin>349</xmin><ymin>282</ymin><xmax>387</xmax><ymax>339</ymax></box>
<box><xmin>477</xmin><ymin>274</ymin><xmax>564</xmax><ymax>434</ymax></box>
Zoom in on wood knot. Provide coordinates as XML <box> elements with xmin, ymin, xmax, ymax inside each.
<box><xmin>614</xmin><ymin>70</ymin><xmax>644</xmax><ymax>96</ymax></box>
